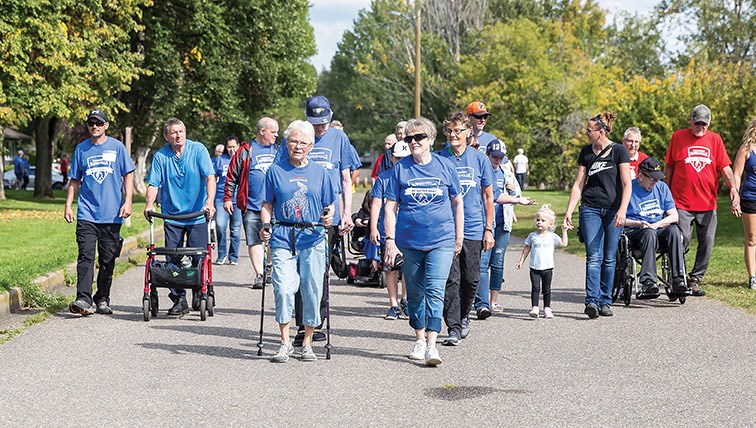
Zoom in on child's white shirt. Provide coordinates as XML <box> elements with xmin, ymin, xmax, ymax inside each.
<box><xmin>524</xmin><ymin>231</ymin><xmax>562</xmax><ymax>270</ymax></box>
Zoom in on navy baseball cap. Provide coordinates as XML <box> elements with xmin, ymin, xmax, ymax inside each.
<box><xmin>86</xmin><ymin>109</ymin><xmax>108</xmax><ymax>123</ymax></box>
<box><xmin>486</xmin><ymin>139</ymin><xmax>506</xmax><ymax>157</ymax></box>
<box><xmin>305</xmin><ymin>96</ymin><xmax>333</xmax><ymax>125</ymax></box>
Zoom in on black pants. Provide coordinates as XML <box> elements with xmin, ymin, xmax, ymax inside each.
<box><xmin>443</xmin><ymin>239</ymin><xmax>483</xmax><ymax>335</ymax></box>
<box><xmin>75</xmin><ymin>221</ymin><xmax>122</xmax><ymax>305</ymax></box>
<box><xmin>625</xmin><ymin>225</ymin><xmax>685</xmax><ymax>286</ymax></box>
<box><xmin>294</xmin><ymin>226</ymin><xmax>336</xmax><ymax>328</ymax></box>
<box><xmin>530</xmin><ymin>268</ymin><xmax>553</xmax><ymax>307</ymax></box>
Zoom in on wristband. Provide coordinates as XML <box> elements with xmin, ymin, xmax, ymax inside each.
<box><xmin>485</xmin><ymin>228</ymin><xmax>493</xmax><ymax>233</ymax></box>
<box><xmin>385</xmin><ymin>237</ymin><xmax>394</xmax><ymax>241</ymax></box>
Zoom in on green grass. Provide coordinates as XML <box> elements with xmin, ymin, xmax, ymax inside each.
<box><xmin>512</xmin><ymin>189</ymin><xmax>756</xmax><ymax>314</ymax></box>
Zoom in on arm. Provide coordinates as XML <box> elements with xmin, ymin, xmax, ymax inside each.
<box><xmin>340</xmin><ymin>168</ymin><xmax>354</xmax><ymax>232</ymax></box>
<box><xmin>563</xmin><ymin>165</ymin><xmax>586</xmax><ymax>229</ymax></box>
<box><xmin>650</xmin><ymin>208</ymin><xmax>679</xmax><ymax>230</ymax></box>
<box><xmin>451</xmin><ymin>194</ymin><xmax>464</xmax><ymax>256</ymax></box>
<box><xmin>515</xmin><ymin>245</ymin><xmax>531</xmax><ymax>270</ymax></box>
<box><xmin>144</xmin><ymin>185</ymin><xmax>158</xmax><ymax>220</ymax></box>
<box><xmin>722</xmin><ymin>165</ymin><xmax>739</xmax><ymax>207</ymax></box>
<box><xmin>368</xmin><ymin>197</ymin><xmax>383</xmax><ymax>245</ymax></box>
<box><xmin>560</xmin><ymin>226</ymin><xmax>570</xmax><ymax>247</ymax></box>
<box><xmin>732</xmin><ymin>146</ymin><xmax>748</xmax><ymax>217</ymax></box>
<box><xmin>482</xmin><ymin>184</ymin><xmax>495</xmax><ymax>251</ymax></box>
<box><xmin>224</xmin><ymin>151</ymin><xmax>241</xmax><ymax>214</ymax></box>
<box><xmin>204</xmin><ymin>175</ymin><xmax>216</xmax><ymax>217</ymax></box>
<box><xmin>64</xmin><ymin>179</ymin><xmax>80</xmax><ymax>223</ymax></box>
<box><xmin>614</xmin><ymin>162</ymin><xmax>632</xmax><ymax>227</ymax></box>
<box><xmin>119</xmin><ymin>172</ymin><xmax>134</xmax><ymax>218</ymax></box>
<box><xmin>382</xmin><ymin>199</ymin><xmax>401</xmax><ymax>267</ymax></box>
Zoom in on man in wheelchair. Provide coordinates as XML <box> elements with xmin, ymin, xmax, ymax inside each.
<box><xmin>624</xmin><ymin>157</ymin><xmax>688</xmax><ymax>296</ymax></box>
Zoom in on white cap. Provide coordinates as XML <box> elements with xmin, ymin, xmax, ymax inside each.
<box><xmin>392</xmin><ymin>141</ymin><xmax>411</xmax><ymax>158</ymax></box>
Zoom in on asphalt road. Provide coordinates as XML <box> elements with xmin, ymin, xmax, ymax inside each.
<box><xmin>1</xmin><ymin>229</ymin><xmax>754</xmax><ymax>426</ymax></box>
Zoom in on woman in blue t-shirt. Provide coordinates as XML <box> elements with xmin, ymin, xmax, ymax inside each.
<box><xmin>383</xmin><ymin>117</ymin><xmax>464</xmax><ymax>367</ymax></box>
<box><xmin>260</xmin><ymin>120</ymin><xmax>336</xmax><ymax>363</ymax></box>
<box><xmin>564</xmin><ymin>112</ymin><xmax>631</xmax><ymax>319</ymax></box>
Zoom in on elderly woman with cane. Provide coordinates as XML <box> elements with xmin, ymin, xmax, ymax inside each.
<box><xmin>260</xmin><ymin>120</ymin><xmax>336</xmax><ymax>363</ymax></box>
<box><xmin>384</xmin><ymin>117</ymin><xmax>464</xmax><ymax>367</ymax></box>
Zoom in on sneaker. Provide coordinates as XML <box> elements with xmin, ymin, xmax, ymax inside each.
<box><xmin>408</xmin><ymin>340</ymin><xmax>427</xmax><ymax>360</ymax></box>
<box><xmin>477</xmin><ymin>307</ymin><xmax>492</xmax><ymax>320</ymax></box>
<box><xmin>460</xmin><ymin>317</ymin><xmax>471</xmax><ymax>339</ymax></box>
<box><xmin>599</xmin><ymin>305</ymin><xmax>613</xmax><ymax>317</ymax></box>
<box><xmin>672</xmin><ymin>278</ymin><xmax>688</xmax><ymax>293</ymax></box>
<box><xmin>491</xmin><ymin>302</ymin><xmax>503</xmax><ymax>313</ymax></box>
<box><xmin>229</xmin><ymin>259</ymin><xmax>238</xmax><ymax>266</ymax></box>
<box><xmin>543</xmin><ymin>307</ymin><xmax>554</xmax><ymax>319</ymax></box>
<box><xmin>214</xmin><ymin>257</ymin><xmax>227</xmax><ymax>265</ymax></box>
<box><xmin>250</xmin><ymin>275</ymin><xmax>264</xmax><ymax>290</ymax></box>
<box><xmin>584</xmin><ymin>303</ymin><xmax>599</xmax><ymax>319</ymax></box>
<box><xmin>270</xmin><ymin>341</ymin><xmax>294</xmax><ymax>363</ymax></box>
<box><xmin>425</xmin><ymin>347</ymin><xmax>442</xmax><ymax>367</ymax></box>
<box><xmin>385</xmin><ymin>306</ymin><xmax>400</xmax><ymax>320</ymax></box>
<box><xmin>529</xmin><ymin>306</ymin><xmax>539</xmax><ymax>318</ymax></box>
<box><xmin>399</xmin><ymin>299</ymin><xmax>409</xmax><ymax>319</ymax></box>
<box><xmin>689</xmin><ymin>277</ymin><xmax>705</xmax><ymax>296</ymax></box>
<box><xmin>312</xmin><ymin>331</ymin><xmax>327</xmax><ymax>342</ymax></box>
<box><xmin>69</xmin><ymin>299</ymin><xmax>95</xmax><ymax>316</ymax></box>
<box><xmin>642</xmin><ymin>282</ymin><xmax>660</xmax><ymax>295</ymax></box>
<box><xmin>300</xmin><ymin>345</ymin><xmax>317</xmax><ymax>362</ymax></box>
<box><xmin>750</xmin><ymin>276</ymin><xmax>756</xmax><ymax>290</ymax></box>
<box><xmin>443</xmin><ymin>330</ymin><xmax>461</xmax><ymax>346</ymax></box>
<box><xmin>95</xmin><ymin>301</ymin><xmax>113</xmax><ymax>315</ymax></box>
<box><xmin>168</xmin><ymin>298</ymin><xmax>189</xmax><ymax>316</ymax></box>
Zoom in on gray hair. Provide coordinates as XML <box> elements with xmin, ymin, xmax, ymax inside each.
<box><xmin>163</xmin><ymin>118</ymin><xmax>185</xmax><ymax>136</ymax></box>
<box><xmin>384</xmin><ymin>134</ymin><xmax>397</xmax><ymax>144</ymax></box>
<box><xmin>405</xmin><ymin>117</ymin><xmax>437</xmax><ymax>142</ymax></box>
<box><xmin>284</xmin><ymin>120</ymin><xmax>315</xmax><ymax>145</ymax></box>
<box><xmin>395</xmin><ymin>120</ymin><xmax>408</xmax><ymax>133</ymax></box>
<box><xmin>623</xmin><ymin>127</ymin><xmax>642</xmax><ymax>140</ymax></box>
<box><xmin>256</xmin><ymin>116</ymin><xmax>278</xmax><ymax>132</ymax></box>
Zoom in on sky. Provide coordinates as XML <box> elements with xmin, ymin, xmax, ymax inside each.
<box><xmin>308</xmin><ymin>0</ymin><xmax>660</xmax><ymax>72</ymax></box>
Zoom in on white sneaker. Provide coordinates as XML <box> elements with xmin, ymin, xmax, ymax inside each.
<box><xmin>543</xmin><ymin>307</ymin><xmax>554</xmax><ymax>319</ymax></box>
<box><xmin>529</xmin><ymin>306</ymin><xmax>539</xmax><ymax>318</ymax></box>
<box><xmin>408</xmin><ymin>340</ymin><xmax>426</xmax><ymax>360</ymax></box>
<box><xmin>425</xmin><ymin>347</ymin><xmax>442</xmax><ymax>366</ymax></box>
<box><xmin>270</xmin><ymin>341</ymin><xmax>294</xmax><ymax>363</ymax></box>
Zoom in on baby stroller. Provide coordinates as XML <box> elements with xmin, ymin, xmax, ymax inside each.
<box><xmin>142</xmin><ymin>211</ymin><xmax>215</xmax><ymax>321</ymax></box>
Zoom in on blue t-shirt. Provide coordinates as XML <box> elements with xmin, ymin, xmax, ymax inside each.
<box><xmin>476</xmin><ymin>131</ymin><xmax>498</xmax><ymax>154</ymax></box>
<box><xmin>436</xmin><ymin>146</ymin><xmax>495</xmax><ymax>240</ymax></box>
<box><xmin>627</xmin><ymin>179</ymin><xmax>676</xmax><ymax>224</ymax></box>
<box><xmin>148</xmin><ymin>139</ymin><xmax>215</xmax><ymax>225</ymax></box>
<box><xmin>213</xmin><ymin>154</ymin><xmax>231</xmax><ymax>202</ymax></box>
<box><xmin>370</xmin><ymin>171</ymin><xmax>391</xmax><ymax>238</ymax></box>
<box><xmin>384</xmin><ymin>154</ymin><xmax>461</xmax><ymax>250</ymax></box>
<box><xmin>264</xmin><ymin>160</ymin><xmax>336</xmax><ymax>250</ymax></box>
<box><xmin>276</xmin><ymin>127</ymin><xmax>360</xmax><ymax>226</ymax></box>
<box><xmin>247</xmin><ymin>140</ymin><xmax>277</xmax><ymax>211</ymax></box>
<box><xmin>741</xmin><ymin>149</ymin><xmax>756</xmax><ymax>201</ymax></box>
<box><xmin>69</xmin><ymin>137</ymin><xmax>136</xmax><ymax>224</ymax></box>
<box><xmin>13</xmin><ymin>156</ymin><xmax>24</xmax><ymax>175</ymax></box>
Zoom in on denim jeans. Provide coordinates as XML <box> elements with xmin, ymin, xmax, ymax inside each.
<box><xmin>271</xmin><ymin>239</ymin><xmax>326</xmax><ymax>327</ymax></box>
<box><xmin>214</xmin><ymin>200</ymin><xmax>242</xmax><ymax>262</ymax></box>
<box><xmin>579</xmin><ymin>206</ymin><xmax>622</xmax><ymax>307</ymax></box>
<box><xmin>400</xmin><ymin>247</ymin><xmax>454</xmax><ymax>333</ymax></box>
<box><xmin>476</xmin><ymin>225</ymin><xmax>511</xmax><ymax>310</ymax></box>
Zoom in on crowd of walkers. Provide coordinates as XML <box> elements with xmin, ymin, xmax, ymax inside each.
<box><xmin>61</xmin><ymin>98</ymin><xmax>755</xmax><ymax>367</ymax></box>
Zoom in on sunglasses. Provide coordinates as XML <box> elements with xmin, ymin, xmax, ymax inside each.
<box><xmin>471</xmin><ymin>114</ymin><xmax>489</xmax><ymax>120</ymax></box>
<box><xmin>404</xmin><ymin>133</ymin><xmax>428</xmax><ymax>143</ymax></box>
<box><xmin>87</xmin><ymin>121</ymin><xmax>105</xmax><ymax>127</ymax></box>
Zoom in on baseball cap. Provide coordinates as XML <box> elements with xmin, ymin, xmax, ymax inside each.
<box><xmin>485</xmin><ymin>139</ymin><xmax>506</xmax><ymax>157</ymax></box>
<box><xmin>638</xmin><ymin>157</ymin><xmax>665</xmax><ymax>181</ymax></box>
<box><xmin>86</xmin><ymin>109</ymin><xmax>108</xmax><ymax>123</ymax></box>
<box><xmin>305</xmin><ymin>96</ymin><xmax>333</xmax><ymax>125</ymax></box>
<box><xmin>466</xmin><ymin>101</ymin><xmax>490</xmax><ymax>117</ymax></box>
<box><xmin>391</xmin><ymin>140</ymin><xmax>411</xmax><ymax>158</ymax></box>
<box><xmin>690</xmin><ymin>104</ymin><xmax>711</xmax><ymax>125</ymax></box>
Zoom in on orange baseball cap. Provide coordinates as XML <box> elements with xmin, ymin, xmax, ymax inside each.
<box><xmin>466</xmin><ymin>101</ymin><xmax>490</xmax><ymax>116</ymax></box>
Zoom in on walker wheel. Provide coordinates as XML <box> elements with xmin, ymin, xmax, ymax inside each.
<box><xmin>200</xmin><ymin>299</ymin><xmax>207</xmax><ymax>321</ymax></box>
<box><xmin>150</xmin><ymin>295</ymin><xmax>159</xmax><ymax>317</ymax></box>
<box><xmin>207</xmin><ymin>295</ymin><xmax>215</xmax><ymax>317</ymax></box>
<box><xmin>679</xmin><ymin>296</ymin><xmax>686</xmax><ymax>305</ymax></box>
<box><xmin>142</xmin><ymin>299</ymin><xmax>151</xmax><ymax>322</ymax></box>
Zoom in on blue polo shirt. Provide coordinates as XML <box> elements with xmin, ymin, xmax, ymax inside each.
<box><xmin>436</xmin><ymin>146</ymin><xmax>495</xmax><ymax>240</ymax></box>
<box><xmin>148</xmin><ymin>139</ymin><xmax>215</xmax><ymax>225</ymax></box>
<box><xmin>69</xmin><ymin>137</ymin><xmax>136</xmax><ymax>223</ymax></box>
<box><xmin>627</xmin><ymin>179</ymin><xmax>676</xmax><ymax>224</ymax></box>
<box><xmin>247</xmin><ymin>140</ymin><xmax>277</xmax><ymax>211</ymax></box>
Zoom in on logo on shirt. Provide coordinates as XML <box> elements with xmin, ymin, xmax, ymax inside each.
<box><xmin>308</xmin><ymin>148</ymin><xmax>334</xmax><ymax>170</ymax></box>
<box><xmin>85</xmin><ymin>151</ymin><xmax>117</xmax><ymax>184</ymax></box>
<box><xmin>254</xmin><ymin>154</ymin><xmax>275</xmax><ymax>173</ymax></box>
<box><xmin>405</xmin><ymin>177</ymin><xmax>443</xmax><ymax>206</ymax></box>
<box><xmin>638</xmin><ymin>200</ymin><xmax>663</xmax><ymax>219</ymax></box>
<box><xmin>456</xmin><ymin>167</ymin><xmax>476</xmax><ymax>196</ymax></box>
<box><xmin>588</xmin><ymin>161</ymin><xmax>613</xmax><ymax>177</ymax></box>
<box><xmin>685</xmin><ymin>146</ymin><xmax>712</xmax><ymax>173</ymax></box>
<box><xmin>283</xmin><ymin>181</ymin><xmax>310</xmax><ymax>220</ymax></box>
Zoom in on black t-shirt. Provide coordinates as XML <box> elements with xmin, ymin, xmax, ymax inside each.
<box><xmin>578</xmin><ymin>143</ymin><xmax>630</xmax><ymax>209</ymax></box>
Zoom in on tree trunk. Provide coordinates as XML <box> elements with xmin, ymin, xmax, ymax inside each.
<box><xmin>33</xmin><ymin>117</ymin><xmax>59</xmax><ymax>198</ymax></box>
<box><xmin>135</xmin><ymin>145</ymin><xmax>151</xmax><ymax>194</ymax></box>
<box><xmin>0</xmin><ymin>127</ymin><xmax>6</xmax><ymax>200</ymax></box>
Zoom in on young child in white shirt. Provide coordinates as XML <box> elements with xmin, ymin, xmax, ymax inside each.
<box><xmin>515</xmin><ymin>205</ymin><xmax>570</xmax><ymax>318</ymax></box>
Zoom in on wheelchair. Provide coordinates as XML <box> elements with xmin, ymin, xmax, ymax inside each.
<box><xmin>612</xmin><ymin>229</ymin><xmax>691</xmax><ymax>306</ymax></box>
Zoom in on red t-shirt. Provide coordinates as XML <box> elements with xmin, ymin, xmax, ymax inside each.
<box><xmin>628</xmin><ymin>151</ymin><xmax>649</xmax><ymax>180</ymax></box>
<box><xmin>664</xmin><ymin>129</ymin><xmax>731</xmax><ymax>211</ymax></box>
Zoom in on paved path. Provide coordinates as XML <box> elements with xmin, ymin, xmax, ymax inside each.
<box><xmin>1</xmin><ymin>234</ymin><xmax>754</xmax><ymax>426</ymax></box>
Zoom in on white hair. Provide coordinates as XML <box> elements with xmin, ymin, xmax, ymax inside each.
<box><xmin>284</xmin><ymin>120</ymin><xmax>315</xmax><ymax>145</ymax></box>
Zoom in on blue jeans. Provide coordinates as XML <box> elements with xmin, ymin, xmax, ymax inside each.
<box><xmin>271</xmin><ymin>239</ymin><xmax>326</xmax><ymax>327</ymax></box>
<box><xmin>476</xmin><ymin>225</ymin><xmax>511</xmax><ymax>310</ymax></box>
<box><xmin>214</xmin><ymin>200</ymin><xmax>242</xmax><ymax>262</ymax></box>
<box><xmin>579</xmin><ymin>206</ymin><xmax>622</xmax><ymax>307</ymax></box>
<box><xmin>400</xmin><ymin>247</ymin><xmax>454</xmax><ymax>333</ymax></box>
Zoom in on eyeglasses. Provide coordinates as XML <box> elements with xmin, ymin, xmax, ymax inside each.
<box><xmin>694</xmin><ymin>121</ymin><xmax>709</xmax><ymax>127</ymax></box>
<box><xmin>639</xmin><ymin>172</ymin><xmax>658</xmax><ymax>183</ymax></box>
<box><xmin>287</xmin><ymin>139</ymin><xmax>311</xmax><ymax>148</ymax></box>
<box><xmin>404</xmin><ymin>133</ymin><xmax>428</xmax><ymax>143</ymax></box>
<box><xmin>623</xmin><ymin>139</ymin><xmax>641</xmax><ymax>145</ymax></box>
<box><xmin>471</xmin><ymin>114</ymin><xmax>489</xmax><ymax>120</ymax></box>
<box><xmin>444</xmin><ymin>128</ymin><xmax>468</xmax><ymax>136</ymax></box>
<box><xmin>87</xmin><ymin>121</ymin><xmax>105</xmax><ymax>127</ymax></box>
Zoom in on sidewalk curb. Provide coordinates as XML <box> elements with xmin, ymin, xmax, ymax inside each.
<box><xmin>0</xmin><ymin>226</ymin><xmax>164</xmax><ymax>320</ymax></box>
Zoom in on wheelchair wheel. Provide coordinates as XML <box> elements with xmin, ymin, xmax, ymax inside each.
<box><xmin>150</xmin><ymin>294</ymin><xmax>159</xmax><ymax>317</ymax></box>
<box><xmin>679</xmin><ymin>296</ymin><xmax>686</xmax><ymax>304</ymax></box>
<box><xmin>623</xmin><ymin>276</ymin><xmax>632</xmax><ymax>306</ymax></box>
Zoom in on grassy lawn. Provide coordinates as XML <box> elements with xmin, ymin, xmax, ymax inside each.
<box><xmin>0</xmin><ymin>189</ymin><xmax>155</xmax><ymax>296</ymax></box>
<box><xmin>511</xmin><ymin>189</ymin><xmax>755</xmax><ymax>314</ymax></box>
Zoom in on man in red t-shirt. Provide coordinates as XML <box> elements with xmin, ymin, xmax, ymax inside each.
<box><xmin>664</xmin><ymin>104</ymin><xmax>738</xmax><ymax>296</ymax></box>
<box><xmin>622</xmin><ymin>127</ymin><xmax>648</xmax><ymax>180</ymax></box>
